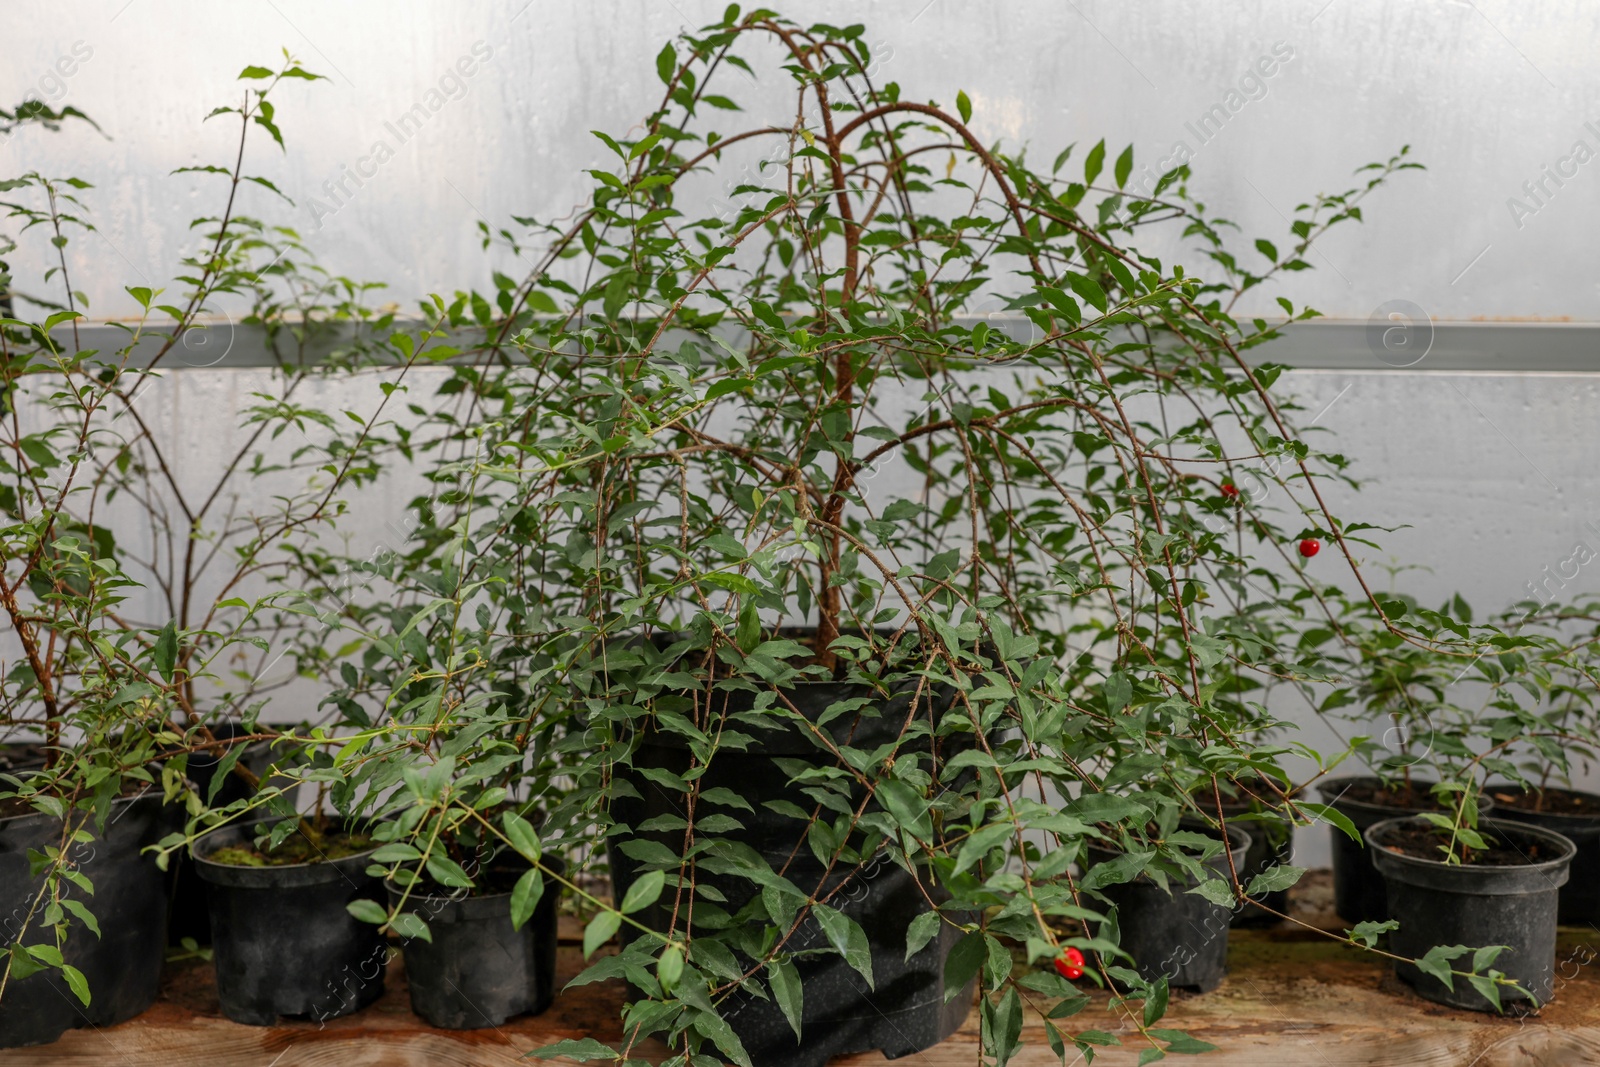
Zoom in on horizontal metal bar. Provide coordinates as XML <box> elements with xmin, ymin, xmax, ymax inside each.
<box><xmin>36</xmin><ymin>318</ymin><xmax>1600</xmax><ymax>372</ymax></box>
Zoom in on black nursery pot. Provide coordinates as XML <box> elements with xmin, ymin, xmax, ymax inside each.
<box><xmin>389</xmin><ymin>859</ymin><xmax>563</xmax><ymax>1029</ymax></box>
<box><xmin>608</xmin><ymin>645</ymin><xmax>973</xmax><ymax>1067</ymax></box>
<box><xmin>1368</xmin><ymin>816</ymin><xmax>1574</xmax><ymax>1012</ymax></box>
<box><xmin>1485</xmin><ymin>785</ymin><xmax>1600</xmax><ymax>925</ymax></box>
<box><xmin>194</xmin><ymin>823</ymin><xmax>386</xmax><ymax>1026</ymax></box>
<box><xmin>167</xmin><ymin>722</ymin><xmax>300</xmax><ymax>946</ymax></box>
<box><xmin>0</xmin><ymin>793</ymin><xmax>168</xmax><ymax>1048</ymax></box>
<box><xmin>1086</xmin><ymin>825</ymin><xmax>1251</xmax><ymax>993</ymax></box>
<box><xmin>1317</xmin><ymin>776</ymin><xmax>1488</xmax><ymax>925</ymax></box>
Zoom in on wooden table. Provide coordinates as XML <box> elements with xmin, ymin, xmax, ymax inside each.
<box><xmin>8</xmin><ymin>872</ymin><xmax>1600</xmax><ymax>1066</ymax></box>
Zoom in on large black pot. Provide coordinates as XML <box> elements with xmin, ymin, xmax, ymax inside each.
<box><xmin>388</xmin><ymin>859</ymin><xmax>563</xmax><ymax>1029</ymax></box>
<box><xmin>1317</xmin><ymin>776</ymin><xmax>1487</xmax><ymax>925</ymax></box>
<box><xmin>1085</xmin><ymin>825</ymin><xmax>1251</xmax><ymax>993</ymax></box>
<box><xmin>1485</xmin><ymin>785</ymin><xmax>1600</xmax><ymax>925</ymax></box>
<box><xmin>1369</xmin><ymin>816</ymin><xmax>1573</xmax><ymax>1012</ymax></box>
<box><xmin>167</xmin><ymin>723</ymin><xmax>299</xmax><ymax>946</ymax></box>
<box><xmin>0</xmin><ymin>792</ymin><xmax>168</xmax><ymax>1047</ymax></box>
<box><xmin>608</xmin><ymin>651</ymin><xmax>974</xmax><ymax>1067</ymax></box>
<box><xmin>193</xmin><ymin>823</ymin><xmax>386</xmax><ymax>1025</ymax></box>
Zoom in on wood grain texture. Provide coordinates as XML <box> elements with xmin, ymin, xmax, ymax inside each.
<box><xmin>7</xmin><ymin>873</ymin><xmax>1600</xmax><ymax>1066</ymax></box>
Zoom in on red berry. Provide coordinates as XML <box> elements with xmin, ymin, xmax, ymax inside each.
<box><xmin>1299</xmin><ymin>538</ymin><xmax>1321</xmax><ymax>558</ymax></box>
<box><xmin>1220</xmin><ymin>483</ymin><xmax>1239</xmax><ymax>500</ymax></box>
<box><xmin>1053</xmin><ymin>947</ymin><xmax>1085</xmax><ymax>980</ymax></box>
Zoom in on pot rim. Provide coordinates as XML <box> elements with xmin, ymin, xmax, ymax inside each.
<box><xmin>1366</xmin><ymin>815</ymin><xmax>1576</xmax><ymax>892</ymax></box>
<box><xmin>1481</xmin><ymin>782</ymin><xmax>1600</xmax><ymax>824</ymax></box>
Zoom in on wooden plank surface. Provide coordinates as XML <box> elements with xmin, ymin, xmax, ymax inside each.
<box><xmin>7</xmin><ymin>872</ymin><xmax>1600</xmax><ymax>1066</ymax></box>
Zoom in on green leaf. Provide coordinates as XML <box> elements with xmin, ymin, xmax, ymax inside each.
<box><xmin>346</xmin><ymin>899</ymin><xmax>387</xmax><ymax>924</ymax></box>
<box><xmin>813</xmin><ymin>903</ymin><xmax>874</xmax><ymax>988</ymax></box>
<box><xmin>425</xmin><ymin>855</ymin><xmax>474</xmax><ymax>889</ymax></box>
<box><xmin>390</xmin><ymin>912</ymin><xmax>432</xmax><ymax>942</ymax></box>
<box><xmin>511</xmin><ymin>867</ymin><xmax>545</xmax><ymax>931</ymax></box>
<box><xmin>1187</xmin><ymin>879</ymin><xmax>1235</xmax><ymax>907</ymax></box>
<box><xmin>1114</xmin><ymin>144</ymin><xmax>1133</xmax><ymax>188</ymax></box>
<box><xmin>1467</xmin><ymin>973</ymin><xmax>1503</xmax><ymax>1011</ymax></box>
<box><xmin>692</xmin><ymin>1009</ymin><xmax>754</xmax><ymax>1067</ymax></box>
<box><xmin>1143</xmin><ymin>977</ymin><xmax>1168</xmax><ymax>1025</ymax></box>
<box><xmin>1346</xmin><ymin>920</ymin><xmax>1398</xmax><ymax>948</ymax></box>
<box><xmin>656</xmin><ymin>43</ymin><xmax>677</xmax><ymax>85</ymax></box>
<box><xmin>1299</xmin><ymin>802</ymin><xmax>1360</xmax><ymax>843</ymax></box>
<box><xmin>1416</xmin><ymin>944</ymin><xmax>1469</xmax><ymax>990</ymax></box>
<box><xmin>956</xmin><ymin>90</ymin><xmax>972</xmax><ymax>124</ymax></box>
<box><xmin>657</xmin><ymin>944</ymin><xmax>684</xmax><ymax>994</ymax></box>
<box><xmin>1472</xmin><ymin>945</ymin><xmax>1506</xmax><ymax>973</ymax></box>
<box><xmin>1103</xmin><ymin>672</ymin><xmax>1131</xmax><ymax>714</ymax></box>
<box><xmin>1084</xmin><ymin>139</ymin><xmax>1106</xmax><ymax>185</ymax></box>
<box><xmin>529</xmin><ymin>1037</ymin><xmax>620</xmax><ymax>1062</ymax></box>
<box><xmin>620</xmin><ymin>869</ymin><xmax>665</xmax><ymax>914</ymax></box>
<box><xmin>769</xmin><ymin>957</ymin><xmax>803</xmax><ymax>1039</ymax></box>
<box><xmin>237</xmin><ymin>65</ymin><xmax>274</xmax><ymax>79</ymax></box>
<box><xmin>944</xmin><ymin>929</ymin><xmax>984</xmax><ymax>1002</ymax></box>
<box><xmin>1245</xmin><ymin>864</ymin><xmax>1305</xmax><ymax>896</ymax></box>
<box><xmin>503</xmin><ymin>812</ymin><xmax>541</xmax><ymax>861</ymax></box>
<box><xmin>583</xmin><ymin>910</ymin><xmax>621</xmax><ymax>957</ymax></box>
<box><xmin>154</xmin><ymin>620</ymin><xmax>178</xmax><ymax>683</ymax></box>
<box><xmin>906</xmin><ymin>909</ymin><xmax>942</xmax><ymax>960</ymax></box>
<box><xmin>876</xmin><ymin>778</ymin><xmax>932</xmax><ymax>840</ymax></box>
<box><xmin>60</xmin><ymin>964</ymin><xmax>90</xmax><ymax>1006</ymax></box>
<box><xmin>61</xmin><ymin>899</ymin><xmax>100</xmax><ymax>938</ymax></box>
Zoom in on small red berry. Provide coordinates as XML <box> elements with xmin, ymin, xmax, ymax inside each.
<box><xmin>1220</xmin><ymin>483</ymin><xmax>1239</xmax><ymax>500</ymax></box>
<box><xmin>1053</xmin><ymin>947</ymin><xmax>1085</xmax><ymax>980</ymax></box>
<box><xmin>1298</xmin><ymin>538</ymin><xmax>1321</xmax><ymax>558</ymax></box>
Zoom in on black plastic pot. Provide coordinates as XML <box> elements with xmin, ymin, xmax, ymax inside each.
<box><xmin>389</xmin><ymin>859</ymin><xmax>563</xmax><ymax>1029</ymax></box>
<box><xmin>0</xmin><ymin>792</ymin><xmax>168</xmax><ymax>1048</ymax></box>
<box><xmin>167</xmin><ymin>722</ymin><xmax>299</xmax><ymax>946</ymax></box>
<box><xmin>609</xmin><ymin>652</ymin><xmax>974</xmax><ymax>1067</ymax></box>
<box><xmin>1085</xmin><ymin>825</ymin><xmax>1251</xmax><ymax>993</ymax></box>
<box><xmin>1485</xmin><ymin>785</ymin><xmax>1600</xmax><ymax>925</ymax></box>
<box><xmin>194</xmin><ymin>823</ymin><xmax>386</xmax><ymax>1025</ymax></box>
<box><xmin>1317</xmin><ymin>776</ymin><xmax>1488</xmax><ymax>925</ymax></box>
<box><xmin>1369</xmin><ymin>816</ymin><xmax>1573</xmax><ymax>1012</ymax></box>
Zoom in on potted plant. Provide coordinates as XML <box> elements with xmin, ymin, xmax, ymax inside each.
<box><xmin>1313</xmin><ymin>593</ymin><xmax>1483</xmax><ymax>924</ymax></box>
<box><xmin>329</xmin><ymin>671</ymin><xmax>569</xmax><ymax>1030</ymax></box>
<box><xmin>338</xmin><ymin>9</ymin><xmax>1477</xmax><ymax>1062</ymax></box>
<box><xmin>1077</xmin><ymin>794</ymin><xmax>1253</xmax><ymax>992</ymax></box>
<box><xmin>1369</xmin><ymin>787</ymin><xmax>1574</xmax><ymax>1012</ymax></box>
<box><xmin>0</xmin><ymin>55</ymin><xmax>412</xmax><ymax>1044</ymax></box>
<box><xmin>1482</xmin><ymin>597</ymin><xmax>1600</xmax><ymax>925</ymax></box>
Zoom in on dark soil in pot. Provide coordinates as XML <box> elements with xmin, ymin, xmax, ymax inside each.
<box><xmin>194</xmin><ymin>822</ymin><xmax>386</xmax><ymax>1026</ymax></box>
<box><xmin>1486</xmin><ymin>784</ymin><xmax>1600</xmax><ymax>925</ymax></box>
<box><xmin>166</xmin><ymin>722</ymin><xmax>300</xmax><ymax>946</ymax></box>
<box><xmin>1316</xmin><ymin>776</ymin><xmax>1492</xmax><ymax>925</ymax></box>
<box><xmin>607</xmin><ymin>632</ymin><xmax>975</xmax><ymax>1067</ymax></box>
<box><xmin>0</xmin><ymin>792</ymin><xmax>168</xmax><ymax>1048</ymax></box>
<box><xmin>1084</xmin><ymin>824</ymin><xmax>1251</xmax><ymax>993</ymax></box>
<box><xmin>387</xmin><ymin>859</ymin><xmax>564</xmax><ymax>1029</ymax></box>
<box><xmin>1368</xmin><ymin>816</ymin><xmax>1574</xmax><ymax>1012</ymax></box>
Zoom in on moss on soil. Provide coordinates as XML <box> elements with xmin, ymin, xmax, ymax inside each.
<box><xmin>207</xmin><ymin>831</ymin><xmax>372</xmax><ymax>867</ymax></box>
